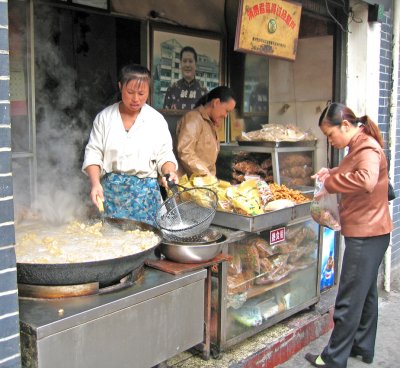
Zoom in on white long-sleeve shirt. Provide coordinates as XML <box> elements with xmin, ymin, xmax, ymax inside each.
<box><xmin>82</xmin><ymin>102</ymin><xmax>177</xmax><ymax>178</ymax></box>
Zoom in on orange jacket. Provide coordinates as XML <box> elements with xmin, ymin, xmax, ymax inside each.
<box><xmin>176</xmin><ymin>105</ymin><xmax>220</xmax><ymax>177</ymax></box>
<box><xmin>325</xmin><ymin>130</ymin><xmax>393</xmax><ymax>237</ymax></box>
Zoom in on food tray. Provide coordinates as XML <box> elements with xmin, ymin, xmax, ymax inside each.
<box><xmin>211</xmin><ymin>202</ymin><xmax>311</xmax><ymax>232</ymax></box>
<box><xmin>237</xmin><ymin>140</ymin><xmax>317</xmax><ymax>147</ymax></box>
<box><xmin>290</xmin><ymin>185</ymin><xmax>314</xmax><ymax>195</ymax></box>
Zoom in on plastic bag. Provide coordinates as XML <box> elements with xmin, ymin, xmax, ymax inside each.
<box><xmin>310</xmin><ymin>178</ymin><xmax>341</xmax><ymax>231</ymax></box>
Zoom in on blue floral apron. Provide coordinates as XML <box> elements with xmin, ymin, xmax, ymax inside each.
<box><xmin>102</xmin><ymin>173</ymin><xmax>162</xmax><ymax>227</ymax></box>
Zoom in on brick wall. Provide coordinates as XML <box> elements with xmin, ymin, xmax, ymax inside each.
<box><xmin>0</xmin><ymin>0</ymin><xmax>21</xmax><ymax>367</ymax></box>
<box><xmin>379</xmin><ymin>10</ymin><xmax>400</xmax><ymax>270</ymax></box>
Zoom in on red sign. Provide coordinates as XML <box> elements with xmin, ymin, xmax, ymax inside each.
<box><xmin>270</xmin><ymin>227</ymin><xmax>285</xmax><ymax>244</ymax></box>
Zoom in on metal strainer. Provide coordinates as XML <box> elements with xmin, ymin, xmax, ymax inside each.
<box><xmin>156</xmin><ymin>182</ymin><xmax>218</xmax><ymax>242</ymax></box>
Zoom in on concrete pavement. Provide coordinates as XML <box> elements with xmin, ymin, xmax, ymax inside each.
<box><xmin>277</xmin><ymin>269</ymin><xmax>400</xmax><ymax>368</ymax></box>
<box><xmin>167</xmin><ymin>267</ymin><xmax>400</xmax><ymax>368</ymax></box>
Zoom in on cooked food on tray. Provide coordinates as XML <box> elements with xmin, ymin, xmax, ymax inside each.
<box><xmin>176</xmin><ymin>174</ymin><xmax>310</xmax><ymax>216</ymax></box>
<box><xmin>15</xmin><ymin>220</ymin><xmax>160</xmax><ymax>264</ymax></box>
<box><xmin>238</xmin><ymin>123</ymin><xmax>317</xmax><ymax>142</ymax></box>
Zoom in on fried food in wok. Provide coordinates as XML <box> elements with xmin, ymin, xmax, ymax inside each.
<box><xmin>15</xmin><ymin>220</ymin><xmax>160</xmax><ymax>264</ymax></box>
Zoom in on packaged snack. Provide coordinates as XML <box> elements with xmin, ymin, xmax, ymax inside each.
<box><xmin>248</xmin><ymin>236</ymin><xmax>275</xmax><ymax>257</ymax></box>
<box><xmin>256</xmin><ymin>180</ymin><xmax>274</xmax><ymax>210</ymax></box>
<box><xmin>228</xmin><ymin>252</ymin><xmax>242</xmax><ymax>276</ymax></box>
<box><xmin>232</xmin><ymin>304</ymin><xmax>263</xmax><ymax>327</ymax></box>
<box><xmin>227</xmin><ymin>183</ymin><xmax>263</xmax><ymax>215</ymax></box>
<box><xmin>238</xmin><ymin>245</ymin><xmax>261</xmax><ymax>274</ymax></box>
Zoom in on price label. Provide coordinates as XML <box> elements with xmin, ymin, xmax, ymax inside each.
<box><xmin>270</xmin><ymin>227</ymin><xmax>285</xmax><ymax>245</ymax></box>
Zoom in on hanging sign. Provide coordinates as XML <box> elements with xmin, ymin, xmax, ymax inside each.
<box><xmin>234</xmin><ymin>0</ymin><xmax>302</xmax><ymax>61</ymax></box>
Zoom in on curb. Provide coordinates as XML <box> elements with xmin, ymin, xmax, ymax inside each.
<box><xmin>236</xmin><ymin>307</ymin><xmax>334</xmax><ymax>368</ymax></box>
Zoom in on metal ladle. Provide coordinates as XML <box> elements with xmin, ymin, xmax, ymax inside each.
<box><xmin>165</xmin><ymin>174</ymin><xmax>183</xmax><ymax>225</ymax></box>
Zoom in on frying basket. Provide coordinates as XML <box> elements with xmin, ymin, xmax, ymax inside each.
<box><xmin>156</xmin><ymin>186</ymin><xmax>218</xmax><ymax>242</ymax></box>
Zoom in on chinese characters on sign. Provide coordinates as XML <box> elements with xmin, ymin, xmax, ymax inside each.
<box><xmin>270</xmin><ymin>227</ymin><xmax>285</xmax><ymax>245</ymax></box>
<box><xmin>235</xmin><ymin>0</ymin><xmax>302</xmax><ymax>60</ymax></box>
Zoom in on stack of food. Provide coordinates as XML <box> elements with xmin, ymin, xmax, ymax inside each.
<box><xmin>177</xmin><ymin>175</ymin><xmax>310</xmax><ymax>216</ymax></box>
<box><xmin>278</xmin><ymin>152</ymin><xmax>314</xmax><ymax>187</ymax></box>
<box><xmin>230</xmin><ymin>152</ymin><xmax>274</xmax><ymax>184</ymax></box>
<box><xmin>239</xmin><ymin>123</ymin><xmax>317</xmax><ymax>142</ymax></box>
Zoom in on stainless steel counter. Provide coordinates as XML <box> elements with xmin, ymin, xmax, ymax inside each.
<box><xmin>211</xmin><ymin>202</ymin><xmax>311</xmax><ymax>232</ymax></box>
<box><xmin>19</xmin><ymin>268</ymin><xmax>207</xmax><ymax>368</ymax></box>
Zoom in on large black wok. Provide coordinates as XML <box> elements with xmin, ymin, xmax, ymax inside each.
<box><xmin>17</xmin><ymin>218</ymin><xmax>162</xmax><ymax>287</ymax></box>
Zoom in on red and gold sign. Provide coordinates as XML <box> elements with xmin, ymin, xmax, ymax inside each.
<box><xmin>235</xmin><ymin>0</ymin><xmax>302</xmax><ymax>61</ymax></box>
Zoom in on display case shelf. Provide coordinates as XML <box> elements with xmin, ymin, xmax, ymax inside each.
<box><xmin>246</xmin><ymin>277</ymin><xmax>291</xmax><ymax>299</ymax></box>
<box><xmin>219</xmin><ymin>142</ymin><xmax>316</xmax><ymax>186</ymax></box>
<box><xmin>210</xmin><ymin>218</ymin><xmax>321</xmax><ymax>354</ymax></box>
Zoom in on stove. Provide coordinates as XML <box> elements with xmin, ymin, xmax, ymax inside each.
<box><xmin>18</xmin><ymin>267</ymin><xmax>144</xmax><ymax>299</ymax></box>
<box><xmin>19</xmin><ymin>267</ymin><xmax>206</xmax><ymax>368</ymax></box>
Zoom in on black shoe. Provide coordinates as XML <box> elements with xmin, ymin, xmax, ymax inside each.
<box><xmin>349</xmin><ymin>350</ymin><xmax>373</xmax><ymax>364</ymax></box>
<box><xmin>305</xmin><ymin>353</ymin><xmax>326</xmax><ymax>367</ymax></box>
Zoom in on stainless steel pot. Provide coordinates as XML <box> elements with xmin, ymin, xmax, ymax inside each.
<box><xmin>159</xmin><ymin>237</ymin><xmax>225</xmax><ymax>263</ymax></box>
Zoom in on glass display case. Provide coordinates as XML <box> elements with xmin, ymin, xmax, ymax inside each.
<box><xmin>210</xmin><ymin>217</ymin><xmax>321</xmax><ymax>352</ymax></box>
<box><xmin>217</xmin><ymin>143</ymin><xmax>316</xmax><ymax>188</ymax></box>
<box><xmin>208</xmin><ymin>141</ymin><xmax>320</xmax><ymax>354</ymax></box>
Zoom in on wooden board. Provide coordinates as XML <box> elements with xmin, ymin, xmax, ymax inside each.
<box><xmin>145</xmin><ymin>254</ymin><xmax>232</xmax><ymax>275</ymax></box>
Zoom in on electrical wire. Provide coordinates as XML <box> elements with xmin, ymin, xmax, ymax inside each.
<box><xmin>325</xmin><ymin>0</ymin><xmax>366</xmax><ymax>32</ymax></box>
<box><xmin>325</xmin><ymin>0</ymin><xmax>349</xmax><ymax>32</ymax></box>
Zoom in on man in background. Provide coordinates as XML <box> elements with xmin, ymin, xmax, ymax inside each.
<box><xmin>163</xmin><ymin>46</ymin><xmax>208</xmax><ymax>110</ymax></box>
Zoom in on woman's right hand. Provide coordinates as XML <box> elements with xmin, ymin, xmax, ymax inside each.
<box><xmin>311</xmin><ymin>167</ymin><xmax>330</xmax><ymax>183</ymax></box>
<box><xmin>90</xmin><ymin>184</ymin><xmax>104</xmax><ymax>210</ymax></box>
<box><xmin>85</xmin><ymin>165</ymin><xmax>104</xmax><ymax>210</ymax></box>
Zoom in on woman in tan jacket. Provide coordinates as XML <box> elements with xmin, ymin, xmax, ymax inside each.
<box><xmin>305</xmin><ymin>102</ymin><xmax>393</xmax><ymax>368</ymax></box>
<box><xmin>175</xmin><ymin>86</ymin><xmax>236</xmax><ymax>178</ymax></box>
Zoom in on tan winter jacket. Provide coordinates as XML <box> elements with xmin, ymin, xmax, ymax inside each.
<box><xmin>176</xmin><ymin>105</ymin><xmax>220</xmax><ymax>177</ymax></box>
<box><xmin>324</xmin><ymin>130</ymin><xmax>393</xmax><ymax>237</ymax></box>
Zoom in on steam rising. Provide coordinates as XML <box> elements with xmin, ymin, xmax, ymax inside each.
<box><xmin>31</xmin><ymin>6</ymin><xmax>92</xmax><ymax>224</ymax></box>
<box><xmin>13</xmin><ymin>4</ymin><xmax>118</xmax><ymax>225</ymax></box>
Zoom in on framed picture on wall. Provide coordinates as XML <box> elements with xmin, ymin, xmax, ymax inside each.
<box><xmin>150</xmin><ymin>23</ymin><xmax>223</xmax><ymax>113</ymax></box>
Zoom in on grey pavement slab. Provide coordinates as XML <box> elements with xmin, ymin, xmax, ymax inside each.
<box><xmin>278</xmin><ymin>272</ymin><xmax>400</xmax><ymax>368</ymax></box>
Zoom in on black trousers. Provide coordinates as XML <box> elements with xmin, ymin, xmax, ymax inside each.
<box><xmin>321</xmin><ymin>233</ymin><xmax>390</xmax><ymax>368</ymax></box>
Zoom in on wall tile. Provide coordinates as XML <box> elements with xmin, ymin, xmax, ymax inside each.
<box><xmin>0</xmin><ymin>225</ymin><xmax>15</xmax><ymax>247</ymax></box>
<box><xmin>0</xmin><ymin>176</ymin><xmax>13</xmax><ymax>197</ymax></box>
<box><xmin>0</xmin><ymin>151</ymin><xmax>11</xmax><ymax>174</ymax></box>
<box><xmin>0</xmin><ymin>127</ymin><xmax>11</xmax><ymax>148</ymax></box>
<box><xmin>0</xmin><ymin>293</ymin><xmax>19</xmax><ymax>316</ymax></box>
<box><xmin>0</xmin><ymin>247</ymin><xmax>16</xmax><ymax>269</ymax></box>
<box><xmin>0</xmin><ymin>270</ymin><xmax>17</xmax><ymax>294</ymax></box>
<box><xmin>0</xmin><ymin>104</ymin><xmax>10</xmax><ymax>125</ymax></box>
<box><xmin>0</xmin><ymin>315</ymin><xmax>19</xmax><ymax>340</ymax></box>
<box><xmin>0</xmin><ymin>199</ymin><xmax>14</xmax><ymax>223</ymax></box>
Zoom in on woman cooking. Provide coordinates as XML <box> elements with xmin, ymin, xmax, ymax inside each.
<box><xmin>82</xmin><ymin>64</ymin><xmax>178</xmax><ymax>226</ymax></box>
<box><xmin>175</xmin><ymin>86</ymin><xmax>237</xmax><ymax>177</ymax></box>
